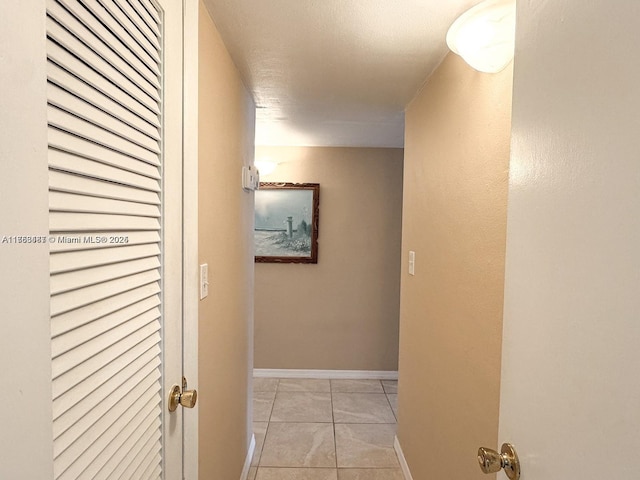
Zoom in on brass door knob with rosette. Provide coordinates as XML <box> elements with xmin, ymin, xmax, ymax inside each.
<box><xmin>168</xmin><ymin>377</ymin><xmax>198</xmax><ymax>412</ymax></box>
<box><xmin>477</xmin><ymin>443</ymin><xmax>520</xmax><ymax>480</ymax></box>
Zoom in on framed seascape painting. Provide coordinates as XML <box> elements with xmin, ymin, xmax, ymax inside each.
<box><xmin>254</xmin><ymin>182</ymin><xmax>320</xmax><ymax>263</ymax></box>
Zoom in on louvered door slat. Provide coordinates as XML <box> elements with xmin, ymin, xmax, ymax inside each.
<box><xmin>48</xmin><ymin>1</ymin><xmax>165</xmax><ymax>477</ymax></box>
<box><xmin>50</xmin><ymin>191</ymin><xmax>161</xmax><ymax>217</ymax></box>
<box><xmin>113</xmin><ymin>0</ymin><xmax>160</xmax><ymax>51</ymax></box>
<box><xmin>147</xmin><ymin>465</ymin><xmax>163</xmax><ymax>480</ymax></box>
<box><xmin>51</xmin><ymin>257</ymin><xmax>160</xmax><ymax>294</ymax></box>
<box><xmin>50</xmin><ymin>212</ymin><xmax>160</xmax><ymax>232</ymax></box>
<box><xmin>101</xmin><ymin>415</ymin><xmax>160</xmax><ymax>480</ymax></box>
<box><xmin>48</xmin><ymin>83</ymin><xmax>160</xmax><ymax>153</ymax></box>
<box><xmin>53</xmin><ymin>349</ymin><xmax>160</xmax><ymax>436</ymax></box>
<box><xmin>52</xmin><ymin>342</ymin><xmax>161</xmax><ymax>419</ymax></box>
<box><xmin>49</xmin><ymin>170</ymin><xmax>160</xmax><ymax>204</ymax></box>
<box><xmin>136</xmin><ymin>450</ymin><xmax>162</xmax><ymax>480</ymax></box>
<box><xmin>49</xmin><ymin>150</ymin><xmax>160</xmax><ymax>192</ymax></box>
<box><xmin>49</xmin><ymin>129</ymin><xmax>161</xmax><ymax>177</ymax></box>
<box><xmin>54</xmin><ymin>0</ymin><xmax>160</xmax><ymax>88</ymax></box>
<box><xmin>48</xmin><ymin>106</ymin><xmax>159</xmax><ymax>164</ymax></box>
<box><xmin>82</xmin><ymin>0</ymin><xmax>159</xmax><ymax>73</ymax></box>
<box><xmin>47</xmin><ymin>43</ymin><xmax>160</xmax><ymax>127</ymax></box>
<box><xmin>74</xmin><ymin>401</ymin><xmax>162</xmax><ymax>480</ymax></box>
<box><xmin>51</xmin><ymin>270</ymin><xmax>161</xmax><ymax>316</ymax></box>
<box><xmin>51</xmin><ymin>244</ymin><xmax>160</xmax><ymax>274</ymax></box>
<box><xmin>52</xmin><ymin>309</ymin><xmax>160</xmax><ymax>379</ymax></box>
<box><xmin>54</xmin><ymin>388</ymin><xmax>160</xmax><ymax>478</ymax></box>
<box><xmin>53</xmin><ymin>368</ymin><xmax>160</xmax><ymax>458</ymax></box>
<box><xmin>48</xmin><ymin>61</ymin><xmax>160</xmax><ymax>141</ymax></box>
<box><xmin>51</xmin><ymin>284</ymin><xmax>160</xmax><ymax>337</ymax></box>
<box><xmin>122</xmin><ymin>435</ymin><xmax>161</xmax><ymax>480</ymax></box>
<box><xmin>46</xmin><ymin>9</ymin><xmax>160</xmax><ymax>108</ymax></box>
<box><xmin>61</xmin><ymin>364</ymin><xmax>159</xmax><ymax>449</ymax></box>
<box><xmin>48</xmin><ymin>125</ymin><xmax>159</xmax><ymax>173</ymax></box>
<box><xmin>54</xmin><ymin>364</ymin><xmax>160</xmax><ymax>457</ymax></box>
<box><xmin>47</xmin><ymin>17</ymin><xmax>160</xmax><ymax>113</ymax></box>
<box><xmin>96</xmin><ymin>0</ymin><xmax>160</xmax><ymax>63</ymax></box>
<box><xmin>126</xmin><ymin>0</ymin><xmax>160</xmax><ymax>40</ymax></box>
<box><xmin>139</xmin><ymin>0</ymin><xmax>160</xmax><ymax>25</ymax></box>
<box><xmin>55</xmin><ymin>362</ymin><xmax>159</xmax><ymax>449</ymax></box>
<box><xmin>52</xmin><ymin>327</ymin><xmax>161</xmax><ymax>399</ymax></box>
<box><xmin>52</xmin><ymin>315</ymin><xmax>160</xmax><ymax>379</ymax></box>
<box><xmin>47</xmin><ymin>0</ymin><xmax>160</xmax><ymax>99</ymax></box>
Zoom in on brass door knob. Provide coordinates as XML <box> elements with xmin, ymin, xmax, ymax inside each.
<box><xmin>179</xmin><ymin>388</ymin><xmax>197</xmax><ymax>408</ymax></box>
<box><xmin>477</xmin><ymin>443</ymin><xmax>520</xmax><ymax>480</ymax></box>
<box><xmin>168</xmin><ymin>377</ymin><xmax>198</xmax><ymax>412</ymax></box>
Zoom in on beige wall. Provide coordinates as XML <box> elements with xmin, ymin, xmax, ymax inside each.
<box><xmin>254</xmin><ymin>146</ymin><xmax>403</xmax><ymax>371</ymax></box>
<box><xmin>397</xmin><ymin>53</ymin><xmax>512</xmax><ymax>480</ymax></box>
<box><xmin>198</xmin><ymin>2</ymin><xmax>256</xmax><ymax>478</ymax></box>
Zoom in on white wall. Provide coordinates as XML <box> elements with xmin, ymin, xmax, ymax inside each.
<box><xmin>499</xmin><ymin>1</ymin><xmax>640</xmax><ymax>478</ymax></box>
<box><xmin>0</xmin><ymin>2</ymin><xmax>54</xmax><ymax>477</ymax></box>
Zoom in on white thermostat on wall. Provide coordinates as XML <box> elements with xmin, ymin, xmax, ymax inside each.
<box><xmin>242</xmin><ymin>165</ymin><xmax>260</xmax><ymax>191</ymax></box>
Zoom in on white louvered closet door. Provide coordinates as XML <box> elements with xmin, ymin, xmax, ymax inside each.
<box><xmin>46</xmin><ymin>0</ymin><xmax>185</xmax><ymax>479</ymax></box>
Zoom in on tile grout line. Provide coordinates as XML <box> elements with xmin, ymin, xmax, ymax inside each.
<box><xmin>385</xmin><ymin>391</ymin><xmax>397</xmax><ymax>422</ymax></box>
<box><xmin>258</xmin><ymin>378</ymin><xmax>279</xmax><ymax>471</ymax></box>
<box><xmin>330</xmin><ymin>380</ymin><xmax>338</xmax><ymax>470</ymax></box>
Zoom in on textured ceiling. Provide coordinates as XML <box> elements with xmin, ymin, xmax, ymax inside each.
<box><xmin>202</xmin><ymin>0</ymin><xmax>479</xmax><ymax>147</ymax></box>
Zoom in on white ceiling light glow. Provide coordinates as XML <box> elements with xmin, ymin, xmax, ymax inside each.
<box><xmin>446</xmin><ymin>0</ymin><xmax>516</xmax><ymax>74</ymax></box>
<box><xmin>255</xmin><ymin>159</ymin><xmax>278</xmax><ymax>176</ymax></box>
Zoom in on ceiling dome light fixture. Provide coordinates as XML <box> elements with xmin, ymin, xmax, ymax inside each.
<box><xmin>446</xmin><ymin>0</ymin><xmax>516</xmax><ymax>74</ymax></box>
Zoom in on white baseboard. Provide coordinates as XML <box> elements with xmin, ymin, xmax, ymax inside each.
<box><xmin>394</xmin><ymin>436</ymin><xmax>414</xmax><ymax>480</ymax></box>
<box><xmin>240</xmin><ymin>434</ymin><xmax>256</xmax><ymax>480</ymax></box>
<box><xmin>253</xmin><ymin>369</ymin><xmax>398</xmax><ymax>380</ymax></box>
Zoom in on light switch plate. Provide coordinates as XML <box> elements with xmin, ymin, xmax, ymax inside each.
<box><xmin>409</xmin><ymin>251</ymin><xmax>415</xmax><ymax>276</ymax></box>
<box><xmin>200</xmin><ymin>263</ymin><xmax>209</xmax><ymax>299</ymax></box>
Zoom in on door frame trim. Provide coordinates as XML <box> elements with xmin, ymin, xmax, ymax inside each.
<box><xmin>182</xmin><ymin>0</ymin><xmax>199</xmax><ymax>478</ymax></box>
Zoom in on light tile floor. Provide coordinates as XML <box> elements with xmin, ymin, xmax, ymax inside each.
<box><xmin>249</xmin><ymin>378</ymin><xmax>402</xmax><ymax>480</ymax></box>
